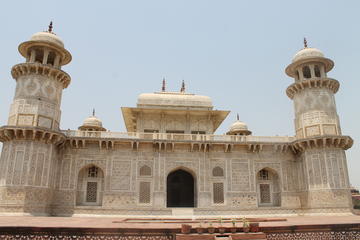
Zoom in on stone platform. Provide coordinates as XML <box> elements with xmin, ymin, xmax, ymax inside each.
<box><xmin>0</xmin><ymin>215</ymin><xmax>360</xmax><ymax>239</ymax></box>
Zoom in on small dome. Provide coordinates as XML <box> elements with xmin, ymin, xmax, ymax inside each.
<box><xmin>230</xmin><ymin>120</ymin><xmax>248</xmax><ymax>132</ymax></box>
<box><xmin>292</xmin><ymin>47</ymin><xmax>324</xmax><ymax>62</ymax></box>
<box><xmin>227</xmin><ymin>117</ymin><xmax>251</xmax><ymax>136</ymax></box>
<box><xmin>30</xmin><ymin>31</ymin><xmax>64</xmax><ymax>48</ymax></box>
<box><xmin>83</xmin><ymin>116</ymin><xmax>103</xmax><ymax>127</ymax></box>
<box><xmin>137</xmin><ymin>92</ymin><xmax>213</xmax><ymax>109</ymax></box>
<box><xmin>79</xmin><ymin>114</ymin><xmax>106</xmax><ymax>131</ymax></box>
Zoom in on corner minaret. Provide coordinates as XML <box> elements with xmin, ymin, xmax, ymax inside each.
<box><xmin>286</xmin><ymin>40</ymin><xmax>353</xmax><ymax>211</ymax></box>
<box><xmin>9</xmin><ymin>22</ymin><xmax>72</xmax><ymax>130</ymax></box>
<box><xmin>285</xmin><ymin>38</ymin><xmax>340</xmax><ymax>138</ymax></box>
<box><xmin>0</xmin><ymin>23</ymin><xmax>72</xmax><ymax>215</ymax></box>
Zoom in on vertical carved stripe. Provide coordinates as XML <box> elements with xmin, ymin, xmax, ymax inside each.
<box><xmin>35</xmin><ymin>153</ymin><xmax>45</xmax><ymax>186</ymax></box>
<box><xmin>12</xmin><ymin>151</ymin><xmax>24</xmax><ymax>185</ymax></box>
<box><xmin>6</xmin><ymin>144</ymin><xmax>15</xmax><ymax>185</ymax></box>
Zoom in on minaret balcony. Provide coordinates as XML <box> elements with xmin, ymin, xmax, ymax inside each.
<box><xmin>11</xmin><ymin>62</ymin><xmax>71</xmax><ymax>89</ymax></box>
<box><xmin>286</xmin><ymin>77</ymin><xmax>339</xmax><ymax>99</ymax></box>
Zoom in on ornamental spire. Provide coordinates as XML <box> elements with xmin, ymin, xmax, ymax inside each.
<box><xmin>303</xmin><ymin>37</ymin><xmax>308</xmax><ymax>48</ymax></box>
<box><xmin>237</xmin><ymin>113</ymin><xmax>239</xmax><ymax>121</ymax></box>
<box><xmin>92</xmin><ymin>108</ymin><xmax>95</xmax><ymax>116</ymax></box>
<box><xmin>162</xmin><ymin>77</ymin><xmax>166</xmax><ymax>92</ymax></box>
<box><xmin>48</xmin><ymin>21</ymin><xmax>53</xmax><ymax>33</ymax></box>
<box><xmin>180</xmin><ymin>80</ymin><xmax>185</xmax><ymax>93</ymax></box>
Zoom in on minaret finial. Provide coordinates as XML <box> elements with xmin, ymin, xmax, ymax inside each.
<box><xmin>180</xmin><ymin>80</ymin><xmax>185</xmax><ymax>93</ymax></box>
<box><xmin>303</xmin><ymin>37</ymin><xmax>308</xmax><ymax>48</ymax></box>
<box><xmin>48</xmin><ymin>21</ymin><xmax>53</xmax><ymax>33</ymax></box>
<box><xmin>92</xmin><ymin>108</ymin><xmax>95</xmax><ymax>116</ymax></box>
<box><xmin>237</xmin><ymin>113</ymin><xmax>239</xmax><ymax>121</ymax></box>
<box><xmin>162</xmin><ymin>77</ymin><xmax>166</xmax><ymax>92</ymax></box>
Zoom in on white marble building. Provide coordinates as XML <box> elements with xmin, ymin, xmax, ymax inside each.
<box><xmin>0</xmin><ymin>25</ymin><xmax>354</xmax><ymax>216</ymax></box>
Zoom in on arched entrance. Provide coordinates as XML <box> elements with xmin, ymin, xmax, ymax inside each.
<box><xmin>76</xmin><ymin>165</ymin><xmax>104</xmax><ymax>206</ymax></box>
<box><xmin>167</xmin><ymin>169</ymin><xmax>195</xmax><ymax>207</ymax></box>
<box><xmin>256</xmin><ymin>168</ymin><xmax>281</xmax><ymax>207</ymax></box>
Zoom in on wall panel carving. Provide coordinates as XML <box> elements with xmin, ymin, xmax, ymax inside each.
<box><xmin>231</xmin><ymin>160</ymin><xmax>250</xmax><ymax>191</ymax></box>
<box><xmin>111</xmin><ymin>161</ymin><xmax>131</xmax><ymax>190</ymax></box>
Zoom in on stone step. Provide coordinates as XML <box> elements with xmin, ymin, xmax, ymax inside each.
<box><xmin>172</xmin><ymin>208</ymin><xmax>194</xmax><ymax>216</ymax></box>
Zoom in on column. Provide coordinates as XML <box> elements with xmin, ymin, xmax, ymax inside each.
<box><xmin>320</xmin><ymin>65</ymin><xmax>326</xmax><ymax>78</ymax></box>
<box><xmin>298</xmin><ymin>68</ymin><xmax>304</xmax><ymax>81</ymax></box>
<box><xmin>30</xmin><ymin>49</ymin><xmax>36</xmax><ymax>63</ymax></box>
<box><xmin>42</xmin><ymin>49</ymin><xmax>49</xmax><ymax>64</ymax></box>
<box><xmin>309</xmin><ymin>65</ymin><xmax>315</xmax><ymax>78</ymax></box>
<box><xmin>54</xmin><ymin>55</ymin><xmax>61</xmax><ymax>68</ymax></box>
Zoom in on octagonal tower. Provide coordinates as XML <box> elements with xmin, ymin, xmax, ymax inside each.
<box><xmin>0</xmin><ymin>23</ymin><xmax>72</xmax><ymax>215</ymax></box>
<box><xmin>286</xmin><ymin>39</ymin><xmax>353</xmax><ymax>212</ymax></box>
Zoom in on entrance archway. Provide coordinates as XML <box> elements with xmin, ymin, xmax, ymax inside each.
<box><xmin>167</xmin><ymin>169</ymin><xmax>195</xmax><ymax>207</ymax></box>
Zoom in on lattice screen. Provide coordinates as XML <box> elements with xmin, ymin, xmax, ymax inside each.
<box><xmin>213</xmin><ymin>182</ymin><xmax>224</xmax><ymax>204</ymax></box>
<box><xmin>140</xmin><ymin>165</ymin><xmax>152</xmax><ymax>176</ymax></box>
<box><xmin>259</xmin><ymin>169</ymin><xmax>269</xmax><ymax>180</ymax></box>
<box><xmin>260</xmin><ymin>183</ymin><xmax>271</xmax><ymax>203</ymax></box>
<box><xmin>86</xmin><ymin>182</ymin><xmax>98</xmax><ymax>202</ymax></box>
<box><xmin>88</xmin><ymin>166</ymin><xmax>98</xmax><ymax>178</ymax></box>
<box><xmin>139</xmin><ymin>181</ymin><xmax>151</xmax><ymax>204</ymax></box>
<box><xmin>212</xmin><ymin>167</ymin><xmax>224</xmax><ymax>177</ymax></box>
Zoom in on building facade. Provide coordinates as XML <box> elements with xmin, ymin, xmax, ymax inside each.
<box><xmin>0</xmin><ymin>26</ymin><xmax>354</xmax><ymax>216</ymax></box>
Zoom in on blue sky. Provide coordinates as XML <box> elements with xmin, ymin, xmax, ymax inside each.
<box><xmin>0</xmin><ymin>0</ymin><xmax>359</xmax><ymax>187</ymax></box>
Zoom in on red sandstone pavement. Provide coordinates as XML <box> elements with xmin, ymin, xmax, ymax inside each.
<box><xmin>0</xmin><ymin>215</ymin><xmax>359</xmax><ymax>229</ymax></box>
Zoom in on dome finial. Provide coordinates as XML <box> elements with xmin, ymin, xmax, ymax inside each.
<box><xmin>303</xmin><ymin>37</ymin><xmax>308</xmax><ymax>48</ymax></box>
<box><xmin>237</xmin><ymin>113</ymin><xmax>239</xmax><ymax>121</ymax></box>
<box><xmin>180</xmin><ymin>80</ymin><xmax>185</xmax><ymax>93</ymax></box>
<box><xmin>92</xmin><ymin>108</ymin><xmax>95</xmax><ymax>116</ymax></box>
<box><xmin>162</xmin><ymin>77</ymin><xmax>166</xmax><ymax>92</ymax></box>
<box><xmin>48</xmin><ymin>21</ymin><xmax>53</xmax><ymax>33</ymax></box>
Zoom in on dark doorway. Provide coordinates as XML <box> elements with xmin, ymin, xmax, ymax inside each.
<box><xmin>167</xmin><ymin>169</ymin><xmax>195</xmax><ymax>207</ymax></box>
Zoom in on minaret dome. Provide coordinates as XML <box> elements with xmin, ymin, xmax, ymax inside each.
<box><xmin>285</xmin><ymin>39</ymin><xmax>333</xmax><ymax>81</ymax></box>
<box><xmin>18</xmin><ymin>22</ymin><xmax>72</xmax><ymax>68</ymax></box>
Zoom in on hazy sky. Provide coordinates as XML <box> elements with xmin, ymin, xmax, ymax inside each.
<box><xmin>0</xmin><ymin>1</ymin><xmax>359</xmax><ymax>187</ymax></box>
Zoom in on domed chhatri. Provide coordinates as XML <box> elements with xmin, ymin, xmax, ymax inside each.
<box><xmin>79</xmin><ymin>109</ymin><xmax>106</xmax><ymax>131</ymax></box>
<box><xmin>122</xmin><ymin>79</ymin><xmax>228</xmax><ymax>132</ymax></box>
<box><xmin>18</xmin><ymin>21</ymin><xmax>72</xmax><ymax>65</ymax></box>
<box><xmin>285</xmin><ymin>38</ymin><xmax>333</xmax><ymax>78</ymax></box>
<box><xmin>227</xmin><ymin>114</ymin><xmax>251</xmax><ymax>136</ymax></box>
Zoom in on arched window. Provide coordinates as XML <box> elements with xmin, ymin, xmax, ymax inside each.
<box><xmin>76</xmin><ymin>165</ymin><xmax>104</xmax><ymax>206</ymax></box>
<box><xmin>88</xmin><ymin>166</ymin><xmax>98</xmax><ymax>177</ymax></box>
<box><xmin>258</xmin><ymin>169</ymin><xmax>269</xmax><ymax>180</ymax></box>
<box><xmin>212</xmin><ymin>166</ymin><xmax>224</xmax><ymax>177</ymax></box>
<box><xmin>296</xmin><ymin>70</ymin><xmax>300</xmax><ymax>81</ymax></box>
<box><xmin>257</xmin><ymin>168</ymin><xmax>280</xmax><ymax>207</ymax></box>
<box><xmin>314</xmin><ymin>65</ymin><xmax>321</xmax><ymax>77</ymax></box>
<box><xmin>302</xmin><ymin>66</ymin><xmax>311</xmax><ymax>79</ymax></box>
<box><xmin>139</xmin><ymin>165</ymin><xmax>152</xmax><ymax>176</ymax></box>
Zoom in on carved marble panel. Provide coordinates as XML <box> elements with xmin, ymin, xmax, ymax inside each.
<box><xmin>111</xmin><ymin>161</ymin><xmax>131</xmax><ymax>190</ymax></box>
<box><xmin>231</xmin><ymin>159</ymin><xmax>250</xmax><ymax>192</ymax></box>
<box><xmin>17</xmin><ymin>114</ymin><xmax>34</xmax><ymax>126</ymax></box>
<box><xmin>37</xmin><ymin>115</ymin><xmax>53</xmax><ymax>128</ymax></box>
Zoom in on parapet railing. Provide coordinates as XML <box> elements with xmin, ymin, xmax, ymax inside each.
<box><xmin>62</xmin><ymin>130</ymin><xmax>295</xmax><ymax>143</ymax></box>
